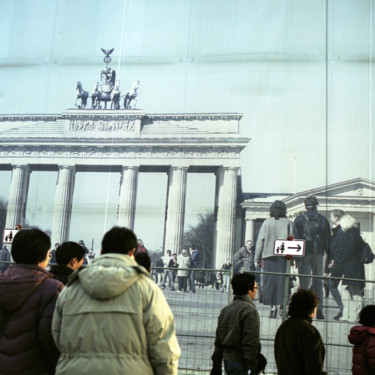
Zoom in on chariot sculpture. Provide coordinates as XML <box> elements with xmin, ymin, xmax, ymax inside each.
<box><xmin>75</xmin><ymin>48</ymin><xmax>140</xmax><ymax>110</ymax></box>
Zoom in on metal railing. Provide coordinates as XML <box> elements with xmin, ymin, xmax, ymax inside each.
<box><xmin>1</xmin><ymin>260</ymin><xmax>374</xmax><ymax>374</ymax></box>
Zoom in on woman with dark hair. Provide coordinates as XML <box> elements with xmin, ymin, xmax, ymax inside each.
<box><xmin>275</xmin><ymin>290</ymin><xmax>327</xmax><ymax>375</ymax></box>
<box><xmin>255</xmin><ymin>200</ymin><xmax>298</xmax><ymax>318</ymax></box>
<box><xmin>348</xmin><ymin>305</ymin><xmax>375</xmax><ymax>374</ymax></box>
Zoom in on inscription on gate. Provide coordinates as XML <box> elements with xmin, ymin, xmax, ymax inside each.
<box><xmin>69</xmin><ymin>119</ymin><xmax>136</xmax><ymax>132</ymax></box>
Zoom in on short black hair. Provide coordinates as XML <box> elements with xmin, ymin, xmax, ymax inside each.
<box><xmin>231</xmin><ymin>273</ymin><xmax>256</xmax><ymax>295</ymax></box>
<box><xmin>270</xmin><ymin>200</ymin><xmax>287</xmax><ymax>219</ymax></box>
<box><xmin>288</xmin><ymin>289</ymin><xmax>320</xmax><ymax>318</ymax></box>
<box><xmin>101</xmin><ymin>226</ymin><xmax>137</xmax><ymax>255</ymax></box>
<box><xmin>359</xmin><ymin>305</ymin><xmax>375</xmax><ymax>327</ymax></box>
<box><xmin>11</xmin><ymin>228</ymin><xmax>51</xmax><ymax>265</ymax></box>
<box><xmin>135</xmin><ymin>252</ymin><xmax>151</xmax><ymax>272</ymax></box>
<box><xmin>56</xmin><ymin>241</ymin><xmax>85</xmax><ymax>265</ymax></box>
<box><xmin>304</xmin><ymin>195</ymin><xmax>319</xmax><ymax>208</ymax></box>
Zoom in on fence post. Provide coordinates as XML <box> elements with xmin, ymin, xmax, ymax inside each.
<box><xmin>282</xmin><ymin>255</ymin><xmax>292</xmax><ymax>321</ymax></box>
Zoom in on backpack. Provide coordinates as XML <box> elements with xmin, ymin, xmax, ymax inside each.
<box><xmin>303</xmin><ymin>214</ymin><xmax>321</xmax><ymax>253</ymax></box>
<box><xmin>360</xmin><ymin>242</ymin><xmax>374</xmax><ymax>264</ymax></box>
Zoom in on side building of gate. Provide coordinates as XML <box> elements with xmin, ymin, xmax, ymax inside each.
<box><xmin>0</xmin><ymin>110</ymin><xmax>249</xmax><ymax>268</ymax></box>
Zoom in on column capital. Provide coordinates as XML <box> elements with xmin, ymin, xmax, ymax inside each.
<box><xmin>122</xmin><ymin>165</ymin><xmax>140</xmax><ymax>171</ymax></box>
<box><xmin>169</xmin><ymin>165</ymin><xmax>189</xmax><ymax>172</ymax></box>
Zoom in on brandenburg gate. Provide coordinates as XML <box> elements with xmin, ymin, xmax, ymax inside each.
<box><xmin>0</xmin><ymin>110</ymin><xmax>249</xmax><ymax>267</ymax></box>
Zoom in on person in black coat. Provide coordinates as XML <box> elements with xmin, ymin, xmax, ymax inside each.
<box><xmin>327</xmin><ymin>210</ymin><xmax>365</xmax><ymax>322</ymax></box>
<box><xmin>275</xmin><ymin>289</ymin><xmax>327</xmax><ymax>375</ymax></box>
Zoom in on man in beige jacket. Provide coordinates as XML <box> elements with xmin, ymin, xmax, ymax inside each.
<box><xmin>52</xmin><ymin>226</ymin><xmax>180</xmax><ymax>375</ymax></box>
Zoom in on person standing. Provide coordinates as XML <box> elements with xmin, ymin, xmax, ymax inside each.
<box><xmin>49</xmin><ymin>241</ymin><xmax>86</xmax><ymax>284</ymax></box>
<box><xmin>169</xmin><ymin>253</ymin><xmax>178</xmax><ymax>283</ymax></box>
<box><xmin>189</xmin><ymin>245</ymin><xmax>200</xmax><ymax>293</ymax></box>
<box><xmin>254</xmin><ymin>200</ymin><xmax>298</xmax><ymax>318</ymax></box>
<box><xmin>275</xmin><ymin>289</ymin><xmax>327</xmax><ymax>375</ymax></box>
<box><xmin>0</xmin><ymin>245</ymin><xmax>11</xmax><ymax>273</ymax></box>
<box><xmin>0</xmin><ymin>228</ymin><xmax>63</xmax><ymax>374</ymax></box>
<box><xmin>210</xmin><ymin>273</ymin><xmax>266</xmax><ymax>375</ymax></box>
<box><xmin>52</xmin><ymin>226</ymin><xmax>180</xmax><ymax>375</ymax></box>
<box><xmin>136</xmin><ymin>238</ymin><xmax>148</xmax><ymax>254</ymax></box>
<box><xmin>177</xmin><ymin>249</ymin><xmax>190</xmax><ymax>292</ymax></box>
<box><xmin>78</xmin><ymin>239</ymin><xmax>89</xmax><ymax>265</ymax></box>
<box><xmin>221</xmin><ymin>258</ymin><xmax>232</xmax><ymax>292</ymax></box>
<box><xmin>327</xmin><ymin>210</ymin><xmax>365</xmax><ymax>322</ymax></box>
<box><xmin>348</xmin><ymin>305</ymin><xmax>375</xmax><ymax>375</ymax></box>
<box><xmin>161</xmin><ymin>249</ymin><xmax>175</xmax><ymax>290</ymax></box>
<box><xmin>49</xmin><ymin>242</ymin><xmax>59</xmax><ymax>267</ymax></box>
<box><xmin>233</xmin><ymin>240</ymin><xmax>255</xmax><ymax>274</ymax></box>
<box><xmin>294</xmin><ymin>196</ymin><xmax>330</xmax><ymax>319</ymax></box>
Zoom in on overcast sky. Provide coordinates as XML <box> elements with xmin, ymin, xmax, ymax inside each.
<box><xmin>0</xmin><ymin>0</ymin><xmax>374</xmax><ymax>251</ymax></box>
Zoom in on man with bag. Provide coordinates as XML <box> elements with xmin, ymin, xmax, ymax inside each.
<box><xmin>210</xmin><ymin>273</ymin><xmax>267</xmax><ymax>375</ymax></box>
<box><xmin>294</xmin><ymin>196</ymin><xmax>330</xmax><ymax>319</ymax></box>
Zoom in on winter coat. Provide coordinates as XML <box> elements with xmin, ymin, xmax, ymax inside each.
<box><xmin>177</xmin><ymin>253</ymin><xmax>190</xmax><ymax>277</ymax></box>
<box><xmin>0</xmin><ymin>264</ymin><xmax>63</xmax><ymax>375</ymax></box>
<box><xmin>255</xmin><ymin>217</ymin><xmax>298</xmax><ymax>261</ymax></box>
<box><xmin>275</xmin><ymin>317</ymin><xmax>327</xmax><ymax>375</ymax></box>
<box><xmin>233</xmin><ymin>246</ymin><xmax>255</xmax><ymax>271</ymax></box>
<box><xmin>348</xmin><ymin>325</ymin><xmax>375</xmax><ymax>375</ymax></box>
<box><xmin>49</xmin><ymin>264</ymin><xmax>73</xmax><ymax>285</ymax></box>
<box><xmin>52</xmin><ymin>253</ymin><xmax>180</xmax><ymax>375</ymax></box>
<box><xmin>212</xmin><ymin>295</ymin><xmax>260</xmax><ymax>373</ymax></box>
<box><xmin>329</xmin><ymin>215</ymin><xmax>365</xmax><ymax>288</ymax></box>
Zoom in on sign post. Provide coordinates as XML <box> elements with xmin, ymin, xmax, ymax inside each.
<box><xmin>273</xmin><ymin>238</ymin><xmax>305</xmax><ymax>321</ymax></box>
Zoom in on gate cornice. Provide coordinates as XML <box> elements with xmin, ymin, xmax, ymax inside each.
<box><xmin>0</xmin><ymin>110</ymin><xmax>249</xmax><ymax>168</ymax></box>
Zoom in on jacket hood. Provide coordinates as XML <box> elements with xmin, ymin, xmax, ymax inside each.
<box><xmin>0</xmin><ymin>264</ymin><xmax>52</xmax><ymax>312</ymax></box>
<box><xmin>348</xmin><ymin>325</ymin><xmax>375</xmax><ymax>345</ymax></box>
<box><xmin>340</xmin><ymin>214</ymin><xmax>356</xmax><ymax>232</ymax></box>
<box><xmin>74</xmin><ymin>253</ymin><xmax>149</xmax><ymax>300</ymax></box>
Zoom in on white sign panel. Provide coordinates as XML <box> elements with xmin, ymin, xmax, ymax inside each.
<box><xmin>2</xmin><ymin>228</ymin><xmax>21</xmax><ymax>244</ymax></box>
<box><xmin>273</xmin><ymin>239</ymin><xmax>306</xmax><ymax>257</ymax></box>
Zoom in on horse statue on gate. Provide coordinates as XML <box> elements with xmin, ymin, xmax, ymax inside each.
<box><xmin>124</xmin><ymin>80</ymin><xmax>140</xmax><ymax>110</ymax></box>
<box><xmin>75</xmin><ymin>81</ymin><xmax>89</xmax><ymax>109</ymax></box>
<box><xmin>110</xmin><ymin>80</ymin><xmax>121</xmax><ymax>110</ymax></box>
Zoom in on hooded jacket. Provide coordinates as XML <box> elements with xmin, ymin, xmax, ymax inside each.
<box><xmin>348</xmin><ymin>325</ymin><xmax>375</xmax><ymax>375</ymax></box>
<box><xmin>0</xmin><ymin>264</ymin><xmax>63</xmax><ymax>375</ymax></box>
<box><xmin>52</xmin><ymin>253</ymin><xmax>180</xmax><ymax>375</ymax></box>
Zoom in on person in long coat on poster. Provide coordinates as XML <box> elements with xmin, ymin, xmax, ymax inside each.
<box><xmin>255</xmin><ymin>200</ymin><xmax>298</xmax><ymax>318</ymax></box>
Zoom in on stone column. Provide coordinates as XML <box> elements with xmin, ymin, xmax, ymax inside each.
<box><xmin>51</xmin><ymin>165</ymin><xmax>76</xmax><ymax>246</ymax></box>
<box><xmin>215</xmin><ymin>167</ymin><xmax>238</xmax><ymax>269</ymax></box>
<box><xmin>5</xmin><ymin>165</ymin><xmax>31</xmax><ymax>228</ymax></box>
<box><xmin>245</xmin><ymin>218</ymin><xmax>255</xmax><ymax>244</ymax></box>
<box><xmin>118</xmin><ymin>166</ymin><xmax>139</xmax><ymax>229</ymax></box>
<box><xmin>164</xmin><ymin>167</ymin><xmax>188</xmax><ymax>254</ymax></box>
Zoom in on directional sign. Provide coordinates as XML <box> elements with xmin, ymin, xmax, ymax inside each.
<box><xmin>2</xmin><ymin>228</ymin><xmax>21</xmax><ymax>244</ymax></box>
<box><xmin>273</xmin><ymin>239</ymin><xmax>306</xmax><ymax>257</ymax></box>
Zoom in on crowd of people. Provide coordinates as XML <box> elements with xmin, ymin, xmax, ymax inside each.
<box><xmin>0</xmin><ymin>192</ymin><xmax>373</xmax><ymax>374</ymax></box>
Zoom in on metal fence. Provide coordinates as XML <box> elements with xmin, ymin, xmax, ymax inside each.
<box><xmin>1</xmin><ymin>260</ymin><xmax>374</xmax><ymax>375</ymax></box>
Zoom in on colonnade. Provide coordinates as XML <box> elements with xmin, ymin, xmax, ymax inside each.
<box><xmin>4</xmin><ymin>163</ymin><xmax>239</xmax><ymax>267</ymax></box>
